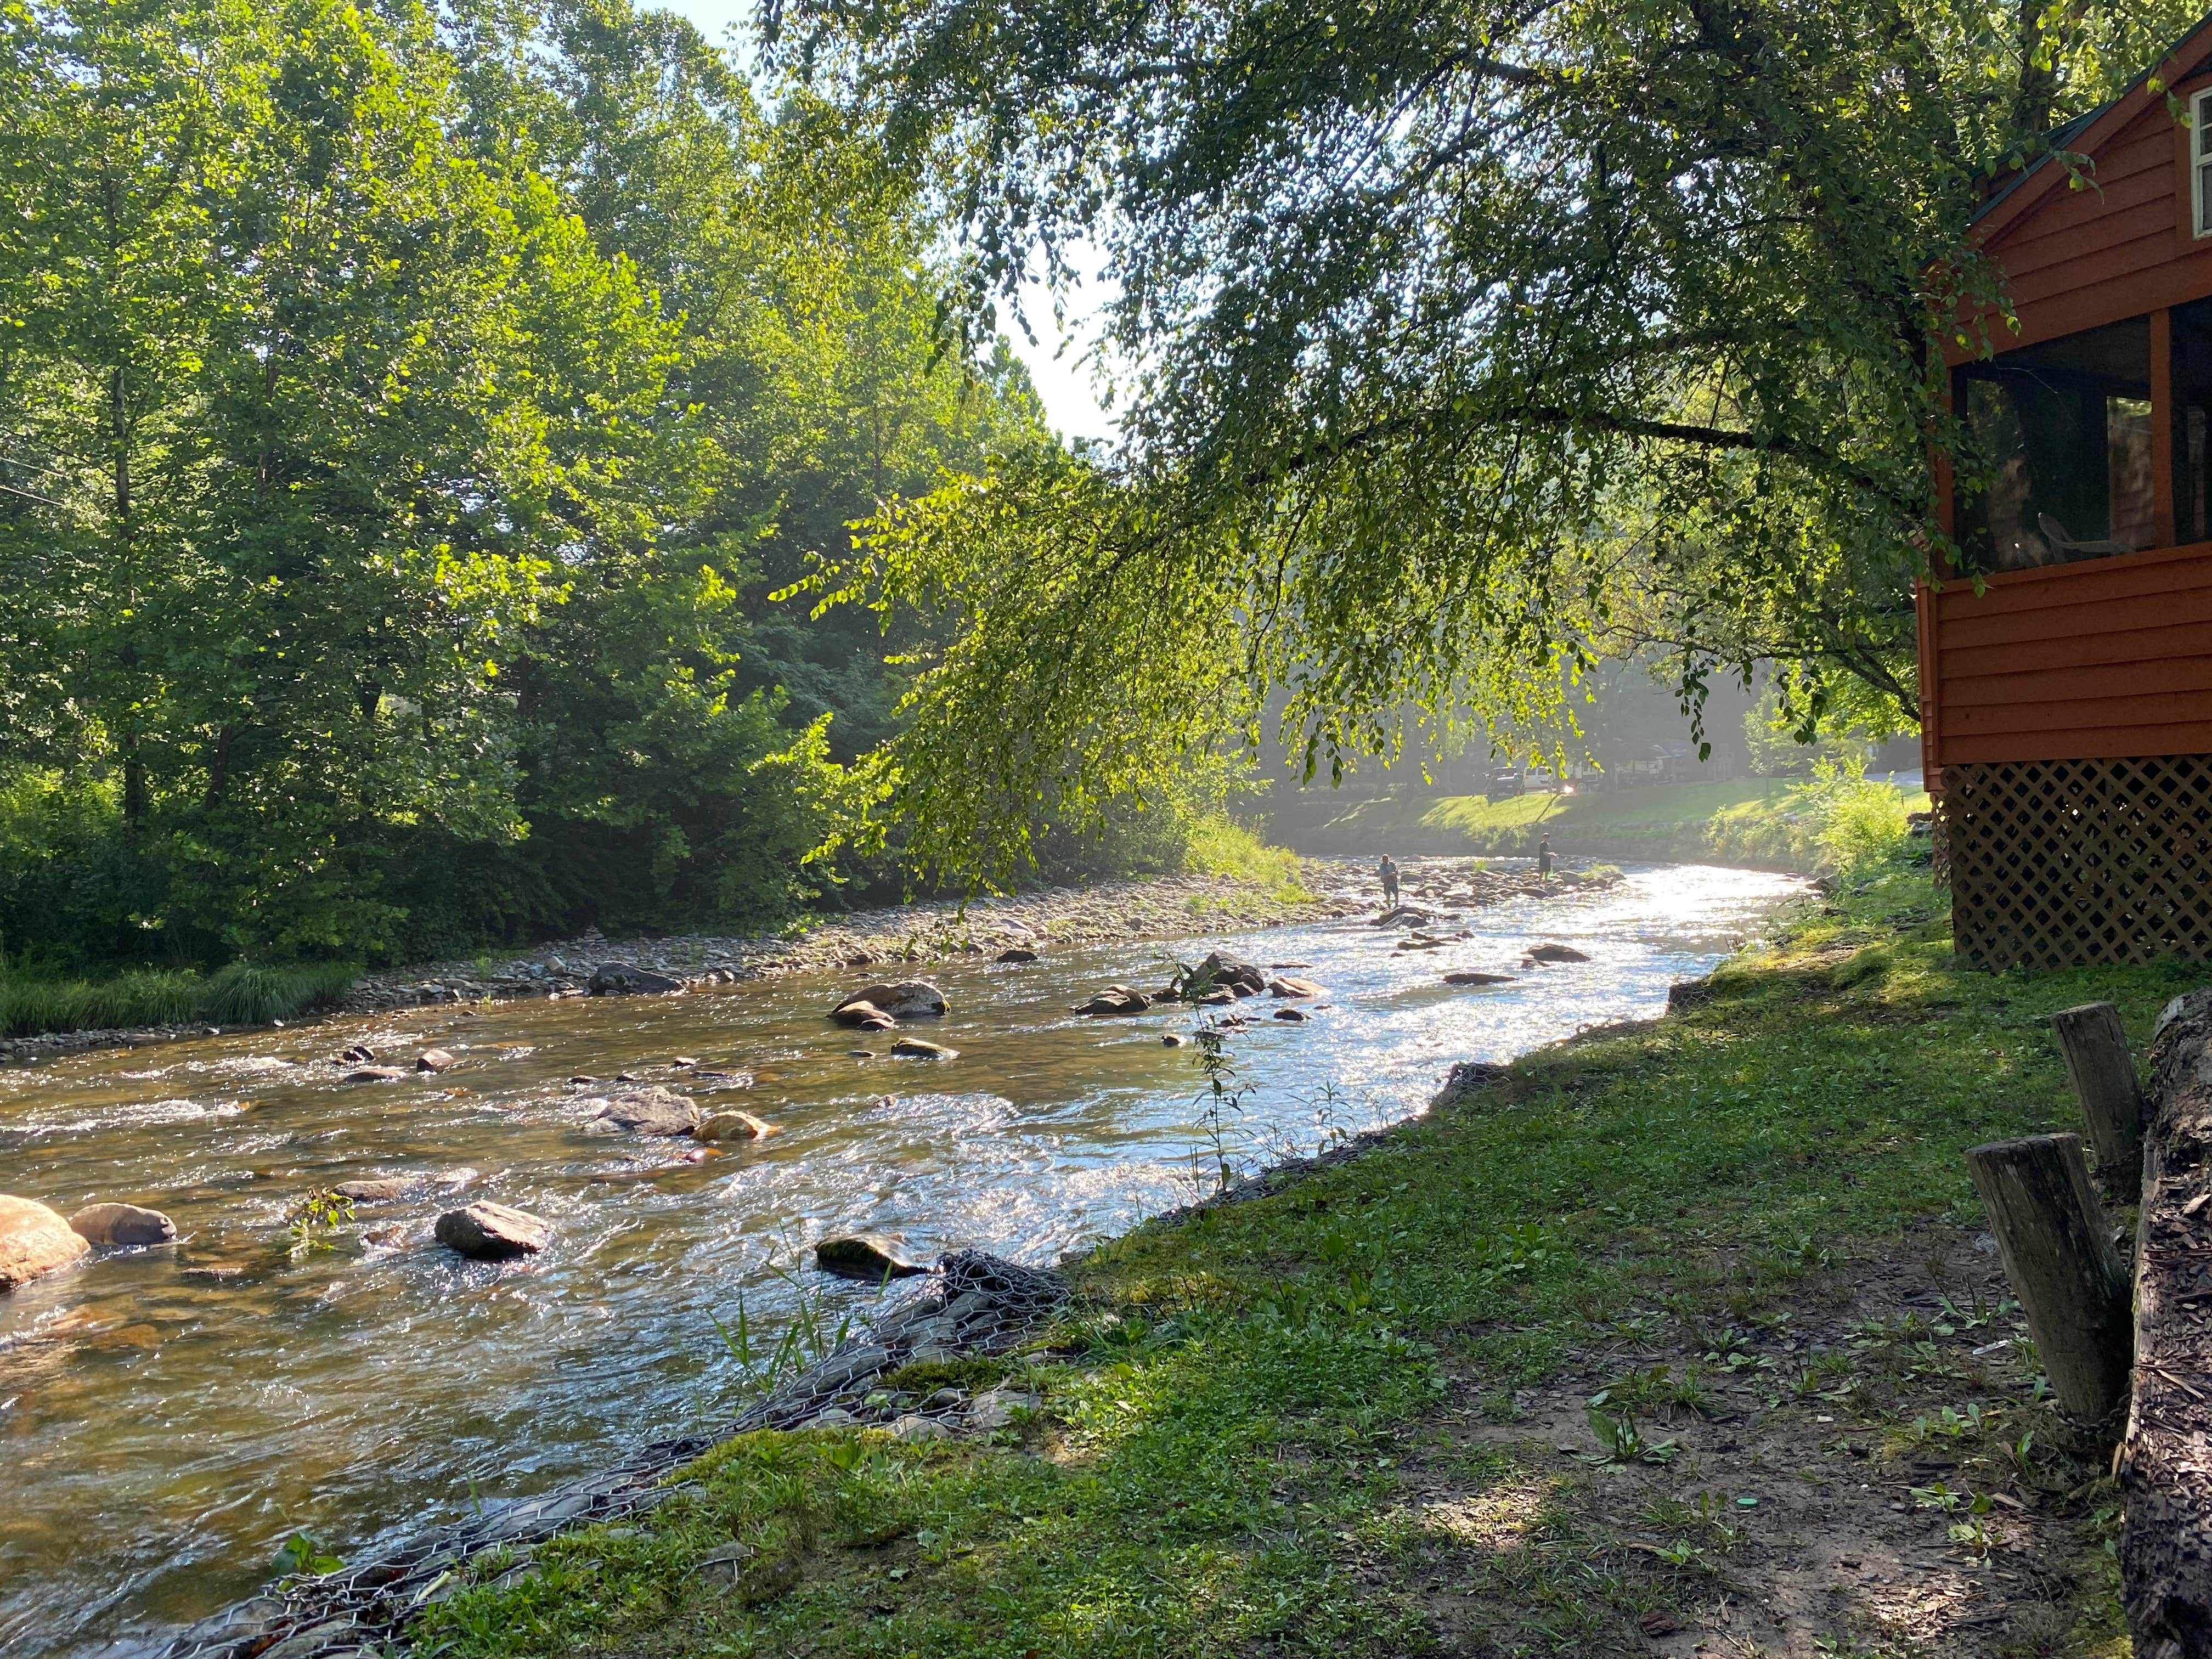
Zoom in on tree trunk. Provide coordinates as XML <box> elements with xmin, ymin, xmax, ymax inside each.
<box><xmin>1964</xmin><ymin>1132</ymin><xmax>2132</xmax><ymax>1421</ymax></box>
<box><xmin>2052</xmin><ymin>1001</ymin><xmax>2147</xmax><ymax>1200</ymax></box>
<box><xmin>2120</xmin><ymin>990</ymin><xmax>2212</xmax><ymax>1658</ymax></box>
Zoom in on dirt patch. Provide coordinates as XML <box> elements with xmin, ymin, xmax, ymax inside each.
<box><xmin>1374</xmin><ymin>1222</ymin><xmax>2123</xmax><ymax>1656</ymax></box>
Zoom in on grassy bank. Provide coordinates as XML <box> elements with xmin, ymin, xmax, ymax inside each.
<box><xmin>0</xmin><ymin>960</ymin><xmax>360</xmax><ymax>1039</ymax></box>
<box><xmin>405</xmin><ymin>855</ymin><xmax>2181</xmax><ymax>1659</ymax></box>
<box><xmin>1287</xmin><ymin>776</ymin><xmax>1929</xmax><ymax>870</ymax></box>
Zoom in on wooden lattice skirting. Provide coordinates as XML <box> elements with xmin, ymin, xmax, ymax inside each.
<box><xmin>1945</xmin><ymin>756</ymin><xmax>2212</xmax><ymax>970</ymax></box>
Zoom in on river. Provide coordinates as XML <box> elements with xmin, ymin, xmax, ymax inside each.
<box><xmin>0</xmin><ymin>860</ymin><xmax>1800</xmax><ymax>1656</ymax></box>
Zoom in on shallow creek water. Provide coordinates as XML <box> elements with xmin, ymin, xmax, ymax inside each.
<box><xmin>0</xmin><ymin>862</ymin><xmax>1800</xmax><ymax>1656</ymax></box>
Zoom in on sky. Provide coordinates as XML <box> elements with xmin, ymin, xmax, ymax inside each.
<box><xmin>654</xmin><ymin>0</ymin><xmax>1122</xmax><ymax>444</ymax></box>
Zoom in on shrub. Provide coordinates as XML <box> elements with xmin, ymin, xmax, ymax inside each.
<box><xmin>198</xmin><ymin>962</ymin><xmax>361</xmax><ymax>1025</ymax></box>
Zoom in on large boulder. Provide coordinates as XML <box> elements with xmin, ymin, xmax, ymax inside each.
<box><xmin>435</xmin><ymin>1202</ymin><xmax>552</xmax><ymax>1259</ymax></box>
<box><xmin>589</xmin><ymin>962</ymin><xmax>685</xmax><ymax>996</ymax></box>
<box><xmin>1194</xmin><ymin>951</ymin><xmax>1267</xmax><ymax>996</ymax></box>
<box><xmin>816</xmin><ymin>1234</ymin><xmax>929</xmax><ymax>1281</ymax></box>
<box><xmin>1526</xmin><ymin>943</ymin><xmax>1591</xmax><ymax>964</ymax></box>
<box><xmin>1075</xmin><ymin>985</ymin><xmax>1150</xmax><ymax>1017</ymax></box>
<box><xmin>583</xmin><ymin>1086</ymin><xmax>699</xmax><ymax>1137</ymax></box>
<box><xmin>832</xmin><ymin>982</ymin><xmax>947</xmax><ymax>1022</ymax></box>
<box><xmin>1</xmin><ymin>1195</ymin><xmax>91</xmax><ymax>1291</ymax></box>
<box><xmin>68</xmin><ymin>1202</ymin><xmax>177</xmax><ymax>1247</ymax></box>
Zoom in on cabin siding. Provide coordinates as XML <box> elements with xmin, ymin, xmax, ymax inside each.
<box><xmin>1926</xmin><ymin>543</ymin><xmax>2212</xmax><ymax>768</ymax></box>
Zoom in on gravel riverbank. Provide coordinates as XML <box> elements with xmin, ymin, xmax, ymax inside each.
<box><xmin>0</xmin><ymin>855</ymin><xmax>1596</xmax><ymax>1063</ymax></box>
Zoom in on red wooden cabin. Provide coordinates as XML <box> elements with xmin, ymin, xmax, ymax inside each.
<box><xmin>1925</xmin><ymin>22</ymin><xmax>2212</xmax><ymax>967</ymax></box>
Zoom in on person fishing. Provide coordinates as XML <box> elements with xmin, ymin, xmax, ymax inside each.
<box><xmin>1378</xmin><ymin>853</ymin><xmax>1400</xmax><ymax>907</ymax></box>
<box><xmin>1536</xmin><ymin>833</ymin><xmax>1555</xmax><ymax>883</ymax></box>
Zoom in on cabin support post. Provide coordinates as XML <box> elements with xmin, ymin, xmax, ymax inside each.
<box><xmin>2121</xmin><ymin>989</ymin><xmax>2212</xmax><ymax>1657</ymax></box>
<box><xmin>2052</xmin><ymin>1002</ymin><xmax>2148</xmax><ymax>1201</ymax></box>
<box><xmin>1964</xmin><ymin>1132</ymin><xmax>2134</xmax><ymax>1421</ymax></box>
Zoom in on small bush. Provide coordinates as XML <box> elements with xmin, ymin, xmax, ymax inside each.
<box><xmin>199</xmin><ymin>962</ymin><xmax>360</xmax><ymax>1025</ymax></box>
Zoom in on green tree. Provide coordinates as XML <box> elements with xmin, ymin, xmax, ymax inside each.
<box><xmin>771</xmin><ymin>0</ymin><xmax>2204</xmax><ymax>877</ymax></box>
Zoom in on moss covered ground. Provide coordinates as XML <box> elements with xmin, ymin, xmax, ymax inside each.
<box><xmin>410</xmin><ymin>858</ymin><xmax>2190</xmax><ymax>1659</ymax></box>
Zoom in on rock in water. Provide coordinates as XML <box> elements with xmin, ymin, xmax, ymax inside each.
<box><xmin>1</xmin><ymin>1195</ymin><xmax>91</xmax><ymax>1291</ymax></box>
<box><xmin>1195</xmin><ymin>951</ymin><xmax>1267</xmax><ymax>996</ymax></box>
<box><xmin>1443</xmin><ymin>971</ymin><xmax>1516</xmax><ymax>986</ymax></box>
<box><xmin>435</xmin><ymin>1202</ymin><xmax>552</xmax><ymax>1259</ymax></box>
<box><xmin>1272</xmin><ymin>1007</ymin><xmax>1311</xmax><ymax>1022</ymax></box>
<box><xmin>414</xmin><ymin>1048</ymin><xmax>458</xmax><ymax>1071</ymax></box>
<box><xmin>67</xmin><ymin>1202</ymin><xmax>177</xmax><ymax>1247</ymax></box>
<box><xmin>343</xmin><ymin>1066</ymin><xmax>409</xmax><ymax>1082</ymax></box>
<box><xmin>1526</xmin><ymin>943</ymin><xmax>1590</xmax><ymax>963</ymax></box>
<box><xmin>695</xmin><ymin>1111</ymin><xmax>777</xmax><ymax>1141</ymax></box>
<box><xmin>996</xmin><ymin>947</ymin><xmax>1038</xmax><ymax>963</ymax></box>
<box><xmin>1075</xmin><ymin>985</ymin><xmax>1150</xmax><ymax>1017</ymax></box>
<box><xmin>832</xmin><ymin>982</ymin><xmax>947</xmax><ymax>1020</ymax></box>
<box><xmin>588</xmin><ymin>962</ymin><xmax>685</xmax><ymax>996</ymax></box>
<box><xmin>1160</xmin><ymin>1033</ymin><xmax>1187</xmax><ymax>1047</ymax></box>
<box><xmin>333</xmin><ymin>1176</ymin><xmax>420</xmax><ymax>1204</ymax></box>
<box><xmin>1372</xmin><ymin>905</ymin><xmax>1431</xmax><ymax>927</ymax></box>
<box><xmin>584</xmin><ymin>1086</ymin><xmax>699</xmax><ymax>1136</ymax></box>
<box><xmin>816</xmin><ymin>1234</ymin><xmax>929</xmax><ymax>1280</ymax></box>
<box><xmin>830</xmin><ymin>998</ymin><xmax>888</xmax><ymax>1028</ymax></box>
<box><xmin>1267</xmin><ymin>975</ymin><xmax>1325</xmax><ymax>997</ymax></box>
<box><xmin>890</xmin><ymin>1037</ymin><xmax>957</xmax><ymax>1059</ymax></box>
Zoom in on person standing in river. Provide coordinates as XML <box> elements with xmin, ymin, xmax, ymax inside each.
<box><xmin>1378</xmin><ymin>854</ymin><xmax>1400</xmax><ymax>907</ymax></box>
<box><xmin>1536</xmin><ymin>833</ymin><xmax>1555</xmax><ymax>884</ymax></box>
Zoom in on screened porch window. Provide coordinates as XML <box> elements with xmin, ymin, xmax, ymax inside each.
<box><xmin>1954</xmin><ymin>315</ymin><xmax>2155</xmax><ymax>572</ymax></box>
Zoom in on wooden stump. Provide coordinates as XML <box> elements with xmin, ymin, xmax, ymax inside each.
<box><xmin>2052</xmin><ymin>1001</ymin><xmax>2147</xmax><ymax>1200</ymax></box>
<box><xmin>1964</xmin><ymin>1132</ymin><xmax>2133</xmax><ymax>1422</ymax></box>
<box><xmin>2121</xmin><ymin>989</ymin><xmax>2212</xmax><ymax>1658</ymax></box>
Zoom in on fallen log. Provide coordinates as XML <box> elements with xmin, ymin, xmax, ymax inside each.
<box><xmin>2121</xmin><ymin>989</ymin><xmax>2212</xmax><ymax>1658</ymax></box>
<box><xmin>1963</xmin><ymin>1132</ymin><xmax>2132</xmax><ymax>1421</ymax></box>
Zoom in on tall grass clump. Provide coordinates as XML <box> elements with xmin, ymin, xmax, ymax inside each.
<box><xmin>1181</xmin><ymin>814</ymin><xmax>1311</xmax><ymax>901</ymax></box>
<box><xmin>0</xmin><ymin>967</ymin><xmax>204</xmax><ymax>1037</ymax></box>
<box><xmin>198</xmin><ymin>961</ymin><xmax>360</xmax><ymax>1025</ymax></box>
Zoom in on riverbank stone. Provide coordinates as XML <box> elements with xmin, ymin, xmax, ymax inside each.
<box><xmin>816</xmin><ymin>1235</ymin><xmax>929</xmax><ymax>1280</ymax></box>
<box><xmin>833</xmin><ymin>981</ymin><xmax>947</xmax><ymax>1020</ymax></box>
<box><xmin>435</xmin><ymin>1202</ymin><xmax>552</xmax><ymax>1259</ymax></box>
<box><xmin>585</xmin><ymin>1087</ymin><xmax>698</xmax><ymax>1136</ymax></box>
<box><xmin>1</xmin><ymin>1195</ymin><xmax>91</xmax><ymax>1291</ymax></box>
<box><xmin>589</xmin><ymin>962</ymin><xmax>685</xmax><ymax>996</ymax></box>
<box><xmin>68</xmin><ymin>1202</ymin><xmax>176</xmax><ymax>1247</ymax></box>
<box><xmin>889</xmin><ymin>1037</ymin><xmax>957</xmax><ymax>1059</ymax></box>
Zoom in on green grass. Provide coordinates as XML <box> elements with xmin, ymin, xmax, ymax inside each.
<box><xmin>0</xmin><ymin>960</ymin><xmax>361</xmax><ymax>1037</ymax></box>
<box><xmin>1181</xmin><ymin>812</ymin><xmax>1313</xmax><ymax>902</ymax></box>
<box><xmin>407</xmin><ymin>857</ymin><xmax>2162</xmax><ymax>1659</ymax></box>
<box><xmin>1291</xmin><ymin>777</ymin><xmax>1929</xmax><ymax>869</ymax></box>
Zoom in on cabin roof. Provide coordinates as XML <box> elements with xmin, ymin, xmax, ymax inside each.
<box><xmin>1970</xmin><ymin>15</ymin><xmax>2212</xmax><ymax>242</ymax></box>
